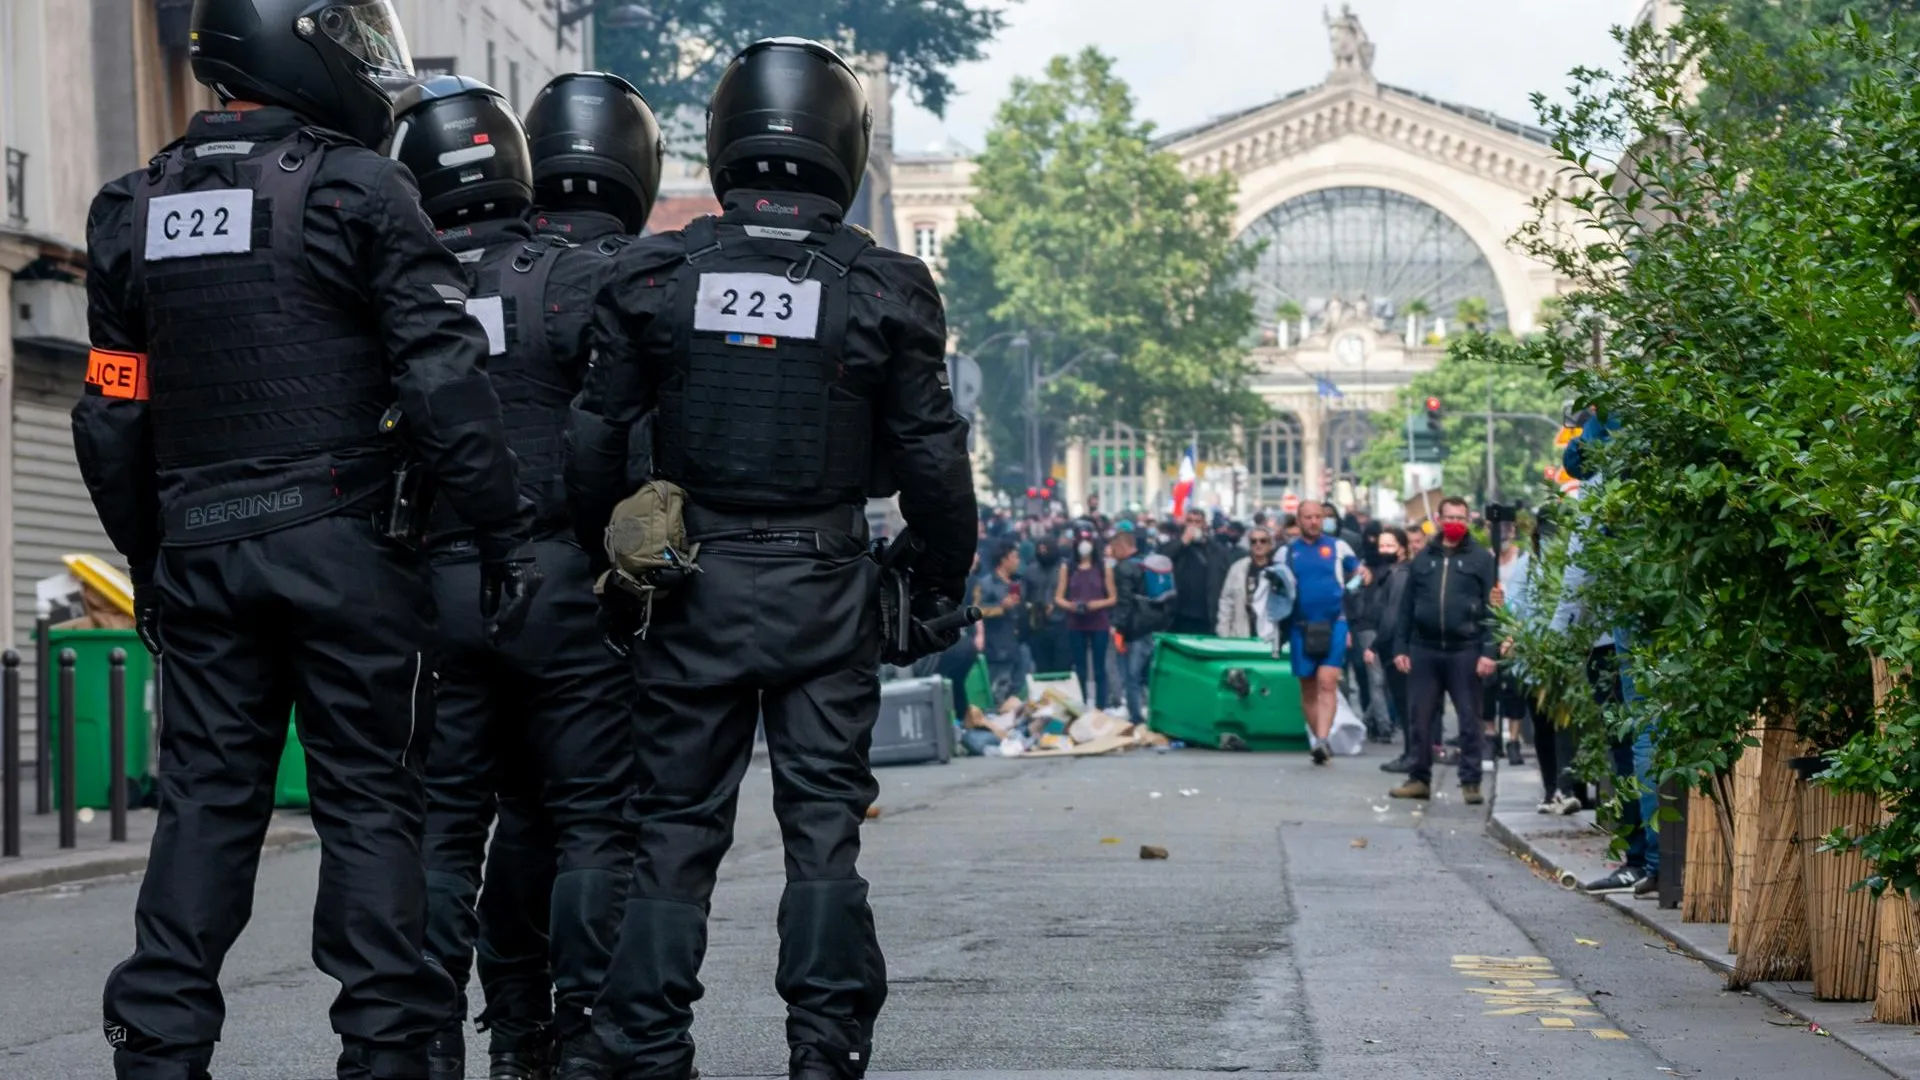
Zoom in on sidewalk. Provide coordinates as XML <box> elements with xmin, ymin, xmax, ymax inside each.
<box><xmin>0</xmin><ymin>773</ymin><xmax>316</xmax><ymax>895</ymax></box>
<box><xmin>1488</xmin><ymin>772</ymin><xmax>1920</xmax><ymax>1079</ymax></box>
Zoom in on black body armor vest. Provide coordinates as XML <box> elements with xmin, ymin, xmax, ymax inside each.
<box><xmin>428</xmin><ymin>233</ymin><xmax>577</xmax><ymax>540</ymax></box>
<box><xmin>131</xmin><ymin>130</ymin><xmax>394</xmax><ymax>543</ymax></box>
<box><xmin>653</xmin><ymin>217</ymin><xmax>877</xmax><ymax>510</ymax></box>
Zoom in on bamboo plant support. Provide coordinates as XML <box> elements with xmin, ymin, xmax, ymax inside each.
<box><xmin>1728</xmin><ymin>722</ymin><xmax>1765</xmax><ymax>955</ymax></box>
<box><xmin>1683</xmin><ymin>785</ymin><xmax>1731</xmax><ymax>924</ymax></box>
<box><xmin>1870</xmin><ymin>656</ymin><xmax>1920</xmax><ymax>1022</ymax></box>
<box><xmin>1728</xmin><ymin>724</ymin><xmax>1811</xmax><ymax>990</ymax></box>
<box><xmin>1801</xmin><ymin>784</ymin><xmax>1880</xmax><ymax>1001</ymax></box>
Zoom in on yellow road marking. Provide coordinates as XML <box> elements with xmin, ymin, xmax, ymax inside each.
<box><xmin>1452</xmin><ymin>955</ymin><xmax>1626</xmax><ymax>1040</ymax></box>
<box><xmin>1593</xmin><ymin>1029</ymin><xmax>1629</xmax><ymax>1040</ymax></box>
<box><xmin>1539</xmin><ymin>1018</ymin><xmax>1576</xmax><ymax>1029</ymax></box>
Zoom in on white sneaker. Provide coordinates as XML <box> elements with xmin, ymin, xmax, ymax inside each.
<box><xmin>1536</xmin><ymin>799</ymin><xmax>1556</xmax><ymax>814</ymax></box>
<box><xmin>1549</xmin><ymin>793</ymin><xmax>1583</xmax><ymax>816</ymax></box>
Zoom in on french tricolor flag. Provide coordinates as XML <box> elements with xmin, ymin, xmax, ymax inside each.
<box><xmin>1171</xmin><ymin>447</ymin><xmax>1197</xmax><ymax>518</ymax></box>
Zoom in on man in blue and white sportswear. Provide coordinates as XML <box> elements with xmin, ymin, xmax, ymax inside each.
<box><xmin>1282</xmin><ymin>501</ymin><xmax>1366</xmax><ymax>764</ymax></box>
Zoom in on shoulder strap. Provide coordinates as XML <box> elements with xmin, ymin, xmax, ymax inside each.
<box><xmin>682</xmin><ymin>216</ymin><xmax>721</xmax><ymax>262</ymax></box>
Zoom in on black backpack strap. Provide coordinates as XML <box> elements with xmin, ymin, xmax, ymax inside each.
<box><xmin>682</xmin><ymin>216</ymin><xmax>721</xmax><ymax>263</ymax></box>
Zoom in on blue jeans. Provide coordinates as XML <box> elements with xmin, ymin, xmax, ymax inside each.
<box><xmin>1121</xmin><ymin>636</ymin><xmax>1154</xmax><ymax>726</ymax></box>
<box><xmin>1606</xmin><ymin>649</ymin><xmax>1660</xmax><ymax>875</ymax></box>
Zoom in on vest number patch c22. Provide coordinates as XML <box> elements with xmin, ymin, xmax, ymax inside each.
<box><xmin>693</xmin><ymin>272</ymin><xmax>822</xmax><ymax>341</ymax></box>
<box><xmin>145</xmin><ymin>189</ymin><xmax>254</xmax><ymax>261</ymax></box>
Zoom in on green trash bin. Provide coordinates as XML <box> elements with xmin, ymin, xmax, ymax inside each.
<box><xmin>963</xmin><ymin>654</ymin><xmax>992</xmax><ymax>716</ymax></box>
<box><xmin>275</xmin><ymin>717</ymin><xmax>309</xmax><ymax>809</ymax></box>
<box><xmin>45</xmin><ymin>628</ymin><xmax>156</xmax><ymax>810</ymax></box>
<box><xmin>1146</xmin><ymin>634</ymin><xmax>1308</xmax><ymax>751</ymax></box>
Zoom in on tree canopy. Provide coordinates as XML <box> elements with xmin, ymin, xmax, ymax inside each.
<box><xmin>592</xmin><ymin>0</ymin><xmax>1009</xmax><ymax>121</ymax></box>
<box><xmin>941</xmin><ymin>48</ymin><xmax>1267</xmax><ymax>493</ymax></box>
<box><xmin>1351</xmin><ymin>350</ymin><xmax>1565</xmax><ymax>505</ymax></box>
<box><xmin>1697</xmin><ymin>0</ymin><xmax>1920</xmax><ymax>123</ymax></box>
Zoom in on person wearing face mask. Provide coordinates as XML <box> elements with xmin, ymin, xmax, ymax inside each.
<box><xmin>1021</xmin><ymin>536</ymin><xmax>1073</xmax><ymax>674</ymax></box>
<box><xmin>1353</xmin><ymin>527</ymin><xmax>1405</xmax><ymax>745</ymax></box>
<box><xmin>1053</xmin><ymin>533</ymin><xmax>1118</xmax><ymax>705</ymax></box>
<box><xmin>1387</xmin><ymin>497</ymin><xmax>1500</xmax><ymax>804</ymax></box>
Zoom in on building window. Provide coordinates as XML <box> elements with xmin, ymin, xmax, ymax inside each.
<box><xmin>1087</xmin><ymin>424</ymin><xmax>1148</xmax><ymax>515</ymax></box>
<box><xmin>487</xmin><ymin>41</ymin><xmax>497</xmax><ymax>86</ymax></box>
<box><xmin>1250</xmin><ymin>416</ymin><xmax>1304</xmax><ymax>502</ymax></box>
<box><xmin>913</xmin><ymin>223</ymin><xmax>940</xmax><ymax>261</ymax></box>
<box><xmin>509</xmin><ymin>60</ymin><xmax>521</xmax><ymax>106</ymax></box>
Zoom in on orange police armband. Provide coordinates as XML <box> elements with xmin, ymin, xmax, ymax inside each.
<box><xmin>85</xmin><ymin>349</ymin><xmax>149</xmax><ymax>401</ymax></box>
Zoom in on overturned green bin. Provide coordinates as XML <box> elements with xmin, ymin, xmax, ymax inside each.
<box><xmin>275</xmin><ymin>718</ymin><xmax>308</xmax><ymax>809</ymax></box>
<box><xmin>1146</xmin><ymin>634</ymin><xmax>1308</xmax><ymax>751</ymax></box>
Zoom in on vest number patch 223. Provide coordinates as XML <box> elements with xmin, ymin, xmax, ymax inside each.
<box><xmin>693</xmin><ymin>273</ymin><xmax>821</xmax><ymax>341</ymax></box>
<box><xmin>145</xmin><ymin>189</ymin><xmax>254</xmax><ymax>261</ymax></box>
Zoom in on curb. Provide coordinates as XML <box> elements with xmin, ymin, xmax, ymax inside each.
<box><xmin>1485</xmin><ymin>791</ymin><xmax>1912</xmax><ymax>1079</ymax></box>
<box><xmin>0</xmin><ymin>823</ymin><xmax>319</xmax><ymax>897</ymax></box>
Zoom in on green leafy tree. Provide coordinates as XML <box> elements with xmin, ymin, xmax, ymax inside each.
<box><xmin>942</xmin><ymin>48</ymin><xmax>1267</xmax><ymax>492</ymax></box>
<box><xmin>1696</xmin><ymin>0</ymin><xmax>1920</xmax><ymax>123</ymax></box>
<box><xmin>1351</xmin><ymin>353</ymin><xmax>1564</xmax><ymax>504</ymax></box>
<box><xmin>1499</xmin><ymin>10</ymin><xmax>1920</xmax><ymax>888</ymax></box>
<box><xmin>593</xmin><ymin>1</ymin><xmax>1010</xmax><ymax>120</ymax></box>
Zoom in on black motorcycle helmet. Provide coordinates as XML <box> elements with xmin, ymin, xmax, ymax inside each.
<box><xmin>388</xmin><ymin>76</ymin><xmax>533</xmax><ymax>226</ymax></box>
<box><xmin>524</xmin><ymin>72</ymin><xmax>665</xmax><ymax>234</ymax></box>
<box><xmin>189</xmin><ymin>0</ymin><xmax>415</xmax><ymax>149</ymax></box>
<box><xmin>705</xmin><ymin>37</ymin><xmax>871</xmax><ymax>210</ymax></box>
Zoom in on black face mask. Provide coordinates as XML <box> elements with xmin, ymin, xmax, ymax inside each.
<box><xmin>1366</xmin><ymin>550</ymin><xmax>1399</xmax><ymax>570</ymax></box>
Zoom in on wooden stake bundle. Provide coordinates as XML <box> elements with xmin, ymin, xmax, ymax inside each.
<box><xmin>1683</xmin><ymin>785</ymin><xmax>1731</xmax><ymax>923</ymax></box>
<box><xmin>1870</xmin><ymin>655</ymin><xmax>1920</xmax><ymax>1022</ymax></box>
<box><xmin>1728</xmin><ymin>723</ymin><xmax>1764</xmax><ymax>954</ymax></box>
<box><xmin>1802</xmin><ymin>784</ymin><xmax>1880</xmax><ymax>1001</ymax></box>
<box><xmin>1728</xmin><ymin>724</ymin><xmax>1811</xmax><ymax>989</ymax></box>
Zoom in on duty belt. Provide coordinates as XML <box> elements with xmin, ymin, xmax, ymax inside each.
<box><xmin>683</xmin><ymin>503</ymin><xmax>868</xmax><ymax>544</ymax></box>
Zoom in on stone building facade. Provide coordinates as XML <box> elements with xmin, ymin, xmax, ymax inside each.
<box><xmin>889</xmin><ymin>9</ymin><xmax>1578</xmax><ymax>515</ymax></box>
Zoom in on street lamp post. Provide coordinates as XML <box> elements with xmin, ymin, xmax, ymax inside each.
<box><xmin>553</xmin><ymin>1</ymin><xmax>653</xmax><ymax>61</ymax></box>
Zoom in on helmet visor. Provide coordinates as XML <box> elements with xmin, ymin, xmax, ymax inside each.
<box><xmin>317</xmin><ymin>2</ymin><xmax>415</xmax><ymax>89</ymax></box>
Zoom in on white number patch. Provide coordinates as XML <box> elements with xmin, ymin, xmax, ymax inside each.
<box><xmin>465</xmin><ymin>295</ymin><xmax>507</xmax><ymax>356</ymax></box>
<box><xmin>145</xmin><ymin>190</ymin><xmax>253</xmax><ymax>261</ymax></box>
<box><xmin>693</xmin><ymin>272</ymin><xmax>821</xmax><ymax>340</ymax></box>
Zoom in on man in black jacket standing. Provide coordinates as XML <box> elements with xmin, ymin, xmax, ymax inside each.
<box><xmin>1165</xmin><ymin>507</ymin><xmax>1221</xmax><ymax>635</ymax></box>
<box><xmin>1387</xmin><ymin>497</ymin><xmax>1499</xmax><ymax>805</ymax></box>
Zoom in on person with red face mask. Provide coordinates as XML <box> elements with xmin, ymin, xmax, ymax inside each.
<box><xmin>1385</xmin><ymin>496</ymin><xmax>1501</xmax><ymax>804</ymax></box>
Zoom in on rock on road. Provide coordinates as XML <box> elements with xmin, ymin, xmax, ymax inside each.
<box><xmin>0</xmin><ymin>749</ymin><xmax>1888</xmax><ymax>1080</ymax></box>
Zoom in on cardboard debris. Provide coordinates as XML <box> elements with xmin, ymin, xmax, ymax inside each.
<box><xmin>1022</xmin><ymin>732</ymin><xmax>1138</xmax><ymax>758</ymax></box>
<box><xmin>964</xmin><ymin>705</ymin><xmax>992</xmax><ymax>730</ymax></box>
<box><xmin>1068</xmin><ymin>708</ymin><xmax>1128</xmax><ymax>744</ymax></box>
<box><xmin>1140</xmin><ymin>845</ymin><xmax>1170</xmax><ymax>860</ymax></box>
<box><xmin>864</xmin><ymin>806</ymin><xmax>882</xmax><ymax>820</ymax></box>
<box><xmin>1351</xmin><ymin>837</ymin><xmax>1369</xmax><ymax>849</ymax></box>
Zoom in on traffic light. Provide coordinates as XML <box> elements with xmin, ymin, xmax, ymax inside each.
<box><xmin>1409</xmin><ymin>396</ymin><xmax>1447</xmax><ymax>464</ymax></box>
<box><xmin>1024</xmin><ymin>486</ymin><xmax>1047</xmax><ymax>516</ymax></box>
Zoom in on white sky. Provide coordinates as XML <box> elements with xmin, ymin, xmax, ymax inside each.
<box><xmin>891</xmin><ymin>0</ymin><xmax>1639</xmax><ymax>153</ymax></box>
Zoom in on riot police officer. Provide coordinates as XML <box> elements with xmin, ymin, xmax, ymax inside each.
<box><xmin>564</xmin><ymin>37</ymin><xmax>977</xmax><ymax>1080</ymax></box>
<box><xmin>454</xmin><ymin>69</ymin><xmax>669</xmax><ymax>1080</ymax></box>
<box><xmin>526</xmin><ymin>71</ymin><xmax>663</xmax><ymax>245</ymax></box>
<box><xmin>386</xmin><ymin>76</ymin><xmax>658</xmax><ymax>1080</ymax></box>
<box><xmin>76</xmin><ymin>3</ymin><xmax>540</xmax><ymax>1079</ymax></box>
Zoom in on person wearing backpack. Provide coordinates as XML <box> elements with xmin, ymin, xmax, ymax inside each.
<box><xmin>1110</xmin><ymin>530</ymin><xmax>1175</xmax><ymax>726</ymax></box>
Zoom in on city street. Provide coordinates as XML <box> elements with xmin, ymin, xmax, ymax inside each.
<box><xmin>0</xmin><ymin>749</ymin><xmax>1887</xmax><ymax>1080</ymax></box>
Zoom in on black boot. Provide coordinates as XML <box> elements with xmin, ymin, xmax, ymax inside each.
<box><xmin>429</xmin><ymin>1025</ymin><xmax>466</xmax><ymax>1080</ymax></box>
<box><xmin>1378</xmin><ymin>753</ymin><xmax>1412</xmax><ymax>773</ymax></box>
<box><xmin>489</xmin><ymin>1022</ymin><xmax>555</xmax><ymax>1080</ymax></box>
<box><xmin>1506</xmin><ymin>739</ymin><xmax>1525</xmax><ymax>767</ymax></box>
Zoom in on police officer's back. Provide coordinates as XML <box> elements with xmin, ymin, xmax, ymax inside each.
<box><xmin>565</xmin><ymin>37</ymin><xmax>976</xmax><ymax>1080</ymax></box>
<box><xmin>526</xmin><ymin>71</ymin><xmax>660</xmax><ymax>249</ymax></box>
<box><xmin>74</xmin><ymin>3</ymin><xmax>536</xmax><ymax>1078</ymax></box>
<box><xmin>386</xmin><ymin>73</ymin><xmax>662</xmax><ymax>1080</ymax></box>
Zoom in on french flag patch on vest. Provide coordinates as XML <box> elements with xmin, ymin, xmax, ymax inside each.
<box><xmin>725</xmin><ymin>332</ymin><xmax>778</xmax><ymax>349</ymax></box>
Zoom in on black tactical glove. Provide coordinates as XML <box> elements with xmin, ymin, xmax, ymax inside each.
<box><xmin>132</xmin><ymin>574</ymin><xmax>162</xmax><ymax>658</ymax></box>
<box><xmin>478</xmin><ymin>537</ymin><xmax>544</xmax><ymax>645</ymax></box>
<box><xmin>883</xmin><ymin>589</ymin><xmax>979</xmax><ymax>666</ymax></box>
<box><xmin>597</xmin><ymin>581</ymin><xmax>648</xmax><ymax>659</ymax></box>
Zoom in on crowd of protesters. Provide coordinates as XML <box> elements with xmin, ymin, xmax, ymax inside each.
<box><xmin>937</xmin><ymin>474</ymin><xmax>1655</xmax><ymax>898</ymax></box>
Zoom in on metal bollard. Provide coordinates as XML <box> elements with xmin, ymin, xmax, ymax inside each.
<box><xmin>57</xmin><ymin>649</ymin><xmax>76</xmax><ymax>850</ymax></box>
<box><xmin>3</xmin><ymin>649</ymin><xmax>18</xmax><ymax>857</ymax></box>
<box><xmin>33</xmin><ymin>618</ymin><xmax>48</xmax><ymax>815</ymax></box>
<box><xmin>109</xmin><ymin>649</ymin><xmax>127</xmax><ymax>843</ymax></box>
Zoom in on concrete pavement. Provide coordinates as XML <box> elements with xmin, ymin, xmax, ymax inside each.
<box><xmin>0</xmin><ymin>745</ymin><xmax>1895</xmax><ymax>1079</ymax></box>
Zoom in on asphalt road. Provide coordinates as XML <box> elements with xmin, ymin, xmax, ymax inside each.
<box><xmin>0</xmin><ymin>747</ymin><xmax>1890</xmax><ymax>1080</ymax></box>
